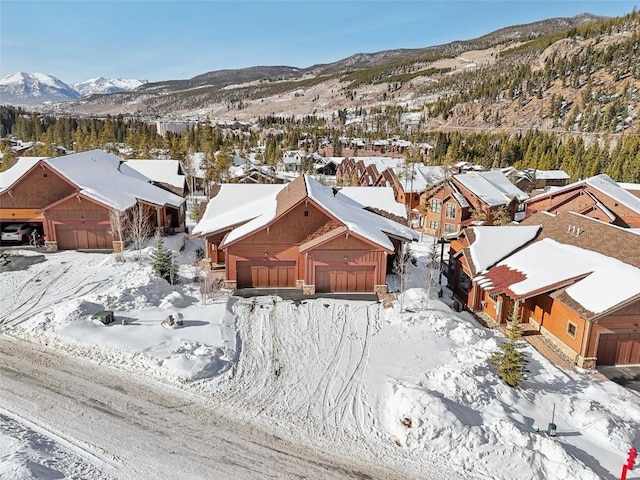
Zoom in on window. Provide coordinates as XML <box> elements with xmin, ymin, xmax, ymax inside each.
<box><xmin>444</xmin><ymin>223</ymin><xmax>456</xmax><ymax>234</ymax></box>
<box><xmin>429</xmin><ymin>220</ymin><xmax>440</xmax><ymax>231</ymax></box>
<box><xmin>458</xmin><ymin>271</ymin><xmax>471</xmax><ymax>292</ymax></box>
<box><xmin>567</xmin><ymin>321</ymin><xmax>577</xmax><ymax>338</ymax></box>
<box><xmin>445</xmin><ymin>203</ymin><xmax>456</xmax><ymax>219</ymax></box>
<box><xmin>431</xmin><ymin>199</ymin><xmax>442</xmax><ymax>214</ymax></box>
<box><xmin>517</xmin><ymin>202</ymin><xmax>525</xmax><ymax>212</ymax></box>
<box><xmin>304</xmin><ymin>210</ymin><xmax>309</xmax><ymax>217</ymax></box>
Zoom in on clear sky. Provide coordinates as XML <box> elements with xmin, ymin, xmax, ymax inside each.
<box><xmin>0</xmin><ymin>1</ymin><xmax>637</xmax><ymax>84</ymax></box>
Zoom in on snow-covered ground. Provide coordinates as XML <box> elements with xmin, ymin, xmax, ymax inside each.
<box><xmin>0</xmin><ymin>235</ymin><xmax>638</xmax><ymax>479</ymax></box>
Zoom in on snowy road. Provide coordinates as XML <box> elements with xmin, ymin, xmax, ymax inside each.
<box><xmin>0</xmin><ymin>335</ymin><xmax>413</xmax><ymax>480</ymax></box>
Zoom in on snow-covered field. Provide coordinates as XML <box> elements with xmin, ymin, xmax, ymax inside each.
<box><xmin>1</xmin><ymin>235</ymin><xmax>638</xmax><ymax>479</ymax></box>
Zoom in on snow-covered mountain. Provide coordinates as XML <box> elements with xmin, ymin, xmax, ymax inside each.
<box><xmin>0</xmin><ymin>72</ymin><xmax>147</xmax><ymax>105</ymax></box>
<box><xmin>72</xmin><ymin>77</ymin><xmax>147</xmax><ymax>97</ymax></box>
<box><xmin>0</xmin><ymin>72</ymin><xmax>80</xmax><ymax>105</ymax></box>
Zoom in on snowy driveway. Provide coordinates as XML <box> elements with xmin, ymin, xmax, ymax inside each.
<box><xmin>0</xmin><ymin>335</ymin><xmax>412</xmax><ymax>480</ymax></box>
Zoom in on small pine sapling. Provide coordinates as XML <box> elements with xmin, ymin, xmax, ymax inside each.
<box><xmin>151</xmin><ymin>231</ymin><xmax>178</xmax><ymax>284</ymax></box>
<box><xmin>491</xmin><ymin>303</ymin><xmax>529</xmax><ymax>388</ymax></box>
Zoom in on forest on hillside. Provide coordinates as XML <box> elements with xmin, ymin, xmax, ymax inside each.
<box><xmin>1</xmin><ymin>104</ymin><xmax>639</xmax><ymax>183</ymax></box>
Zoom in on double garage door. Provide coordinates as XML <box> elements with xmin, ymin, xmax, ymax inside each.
<box><xmin>56</xmin><ymin>225</ymin><xmax>112</xmax><ymax>250</ymax></box>
<box><xmin>237</xmin><ymin>261</ymin><xmax>296</xmax><ymax>288</ymax></box>
<box><xmin>597</xmin><ymin>332</ymin><xmax>640</xmax><ymax>366</ymax></box>
<box><xmin>316</xmin><ymin>265</ymin><xmax>374</xmax><ymax>293</ymax></box>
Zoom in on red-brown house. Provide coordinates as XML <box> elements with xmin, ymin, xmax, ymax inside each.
<box><xmin>422</xmin><ymin>171</ymin><xmax>529</xmax><ymax>236</ymax></box>
<box><xmin>525</xmin><ymin>174</ymin><xmax>640</xmax><ymax>228</ymax></box>
<box><xmin>191</xmin><ymin>175</ymin><xmax>418</xmax><ymax>295</ymax></box>
<box><xmin>448</xmin><ymin>212</ymin><xmax>640</xmax><ymax>368</ymax></box>
<box><xmin>0</xmin><ymin>150</ymin><xmax>185</xmax><ymax>250</ymax></box>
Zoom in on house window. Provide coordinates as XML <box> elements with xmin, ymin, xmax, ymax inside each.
<box><xmin>458</xmin><ymin>271</ymin><xmax>471</xmax><ymax>292</ymax></box>
<box><xmin>431</xmin><ymin>199</ymin><xmax>442</xmax><ymax>214</ymax></box>
<box><xmin>489</xmin><ymin>293</ymin><xmax>499</xmax><ymax>303</ymax></box>
<box><xmin>304</xmin><ymin>210</ymin><xmax>309</xmax><ymax>217</ymax></box>
<box><xmin>445</xmin><ymin>203</ymin><xmax>456</xmax><ymax>219</ymax></box>
<box><xmin>444</xmin><ymin>223</ymin><xmax>456</xmax><ymax>234</ymax></box>
<box><xmin>567</xmin><ymin>321</ymin><xmax>577</xmax><ymax>338</ymax></box>
<box><xmin>517</xmin><ymin>202</ymin><xmax>525</xmax><ymax>212</ymax></box>
<box><xmin>429</xmin><ymin>220</ymin><xmax>440</xmax><ymax>231</ymax></box>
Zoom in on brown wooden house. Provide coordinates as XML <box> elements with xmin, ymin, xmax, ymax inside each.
<box><xmin>449</xmin><ymin>212</ymin><xmax>640</xmax><ymax>367</ymax></box>
<box><xmin>525</xmin><ymin>174</ymin><xmax>640</xmax><ymax>228</ymax></box>
<box><xmin>422</xmin><ymin>171</ymin><xmax>529</xmax><ymax>237</ymax></box>
<box><xmin>191</xmin><ymin>175</ymin><xmax>418</xmax><ymax>295</ymax></box>
<box><xmin>0</xmin><ymin>150</ymin><xmax>185</xmax><ymax>250</ymax></box>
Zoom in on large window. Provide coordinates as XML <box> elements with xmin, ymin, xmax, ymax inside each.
<box><xmin>444</xmin><ymin>223</ymin><xmax>456</xmax><ymax>234</ymax></box>
<box><xmin>429</xmin><ymin>220</ymin><xmax>440</xmax><ymax>231</ymax></box>
<box><xmin>445</xmin><ymin>203</ymin><xmax>456</xmax><ymax>219</ymax></box>
<box><xmin>431</xmin><ymin>199</ymin><xmax>442</xmax><ymax>214</ymax></box>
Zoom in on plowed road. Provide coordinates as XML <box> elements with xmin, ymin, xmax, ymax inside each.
<box><xmin>0</xmin><ymin>335</ymin><xmax>411</xmax><ymax>480</ymax></box>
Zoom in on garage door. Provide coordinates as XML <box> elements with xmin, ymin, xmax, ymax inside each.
<box><xmin>55</xmin><ymin>225</ymin><xmax>112</xmax><ymax>250</ymax></box>
<box><xmin>236</xmin><ymin>261</ymin><xmax>296</xmax><ymax>288</ymax></box>
<box><xmin>597</xmin><ymin>332</ymin><xmax>640</xmax><ymax>366</ymax></box>
<box><xmin>315</xmin><ymin>265</ymin><xmax>375</xmax><ymax>293</ymax></box>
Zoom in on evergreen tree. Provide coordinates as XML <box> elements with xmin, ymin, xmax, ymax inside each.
<box><xmin>151</xmin><ymin>231</ymin><xmax>178</xmax><ymax>284</ymax></box>
<box><xmin>491</xmin><ymin>303</ymin><xmax>528</xmax><ymax>388</ymax></box>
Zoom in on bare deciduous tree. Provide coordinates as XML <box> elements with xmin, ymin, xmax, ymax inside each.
<box><xmin>127</xmin><ymin>203</ymin><xmax>153</xmax><ymax>260</ymax></box>
<box><xmin>108</xmin><ymin>207</ymin><xmax>129</xmax><ymax>262</ymax></box>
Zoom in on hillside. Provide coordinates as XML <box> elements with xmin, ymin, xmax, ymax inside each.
<box><xmin>47</xmin><ymin>12</ymin><xmax>640</xmax><ymax>132</ymax></box>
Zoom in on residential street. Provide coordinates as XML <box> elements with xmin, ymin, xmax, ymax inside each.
<box><xmin>0</xmin><ymin>335</ymin><xmax>412</xmax><ymax>480</ymax></box>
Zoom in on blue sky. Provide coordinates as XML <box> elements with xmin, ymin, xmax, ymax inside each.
<box><xmin>0</xmin><ymin>1</ymin><xmax>637</xmax><ymax>84</ymax></box>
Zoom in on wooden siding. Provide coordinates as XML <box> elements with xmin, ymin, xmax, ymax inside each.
<box><xmin>585</xmin><ymin>298</ymin><xmax>640</xmax><ymax>357</ymax></box>
<box><xmin>237</xmin><ymin>202</ymin><xmax>330</xmax><ymax>245</ymax></box>
<box><xmin>526</xmin><ymin>185</ymin><xmax>640</xmax><ymax>227</ymax></box>
<box><xmin>0</xmin><ymin>165</ymin><xmax>75</xmax><ymax>209</ymax></box>
<box><xmin>528</xmin><ymin>294</ymin><xmax>586</xmax><ymax>355</ymax></box>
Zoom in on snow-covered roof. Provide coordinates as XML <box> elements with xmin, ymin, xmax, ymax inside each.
<box><xmin>46</xmin><ymin>150</ymin><xmax>185</xmax><ymax>211</ymax></box>
<box><xmin>304</xmin><ymin>177</ymin><xmax>418</xmax><ymax>250</ymax></box>
<box><xmin>477</xmin><ymin>238</ymin><xmax>640</xmax><ymax>315</ymax></box>
<box><xmin>124</xmin><ymin>159</ymin><xmax>186</xmax><ymax>190</ymax></box>
<box><xmin>336</xmin><ymin>187</ymin><xmax>407</xmax><ymax>219</ymax></box>
<box><xmin>191</xmin><ymin>184</ymin><xmax>286</xmax><ymax>237</ymax></box>
<box><xmin>0</xmin><ymin>156</ymin><xmax>47</xmax><ymax>191</ymax></box>
<box><xmin>619</xmin><ymin>182</ymin><xmax>640</xmax><ymax>192</ymax></box>
<box><xmin>529</xmin><ymin>174</ymin><xmax>640</xmax><ymax>214</ymax></box>
<box><xmin>216</xmin><ymin>175</ymin><xmax>418</xmax><ymax>250</ymax></box>
<box><xmin>518</xmin><ymin>169</ymin><xmax>570</xmax><ymax>180</ymax></box>
<box><xmin>454</xmin><ymin>171</ymin><xmax>529</xmax><ymax>206</ymax></box>
<box><xmin>392</xmin><ymin>165</ymin><xmax>447</xmax><ymax>193</ymax></box>
<box><xmin>586</xmin><ymin>174</ymin><xmax>640</xmax><ymax>214</ymax></box>
<box><xmin>467</xmin><ymin>225</ymin><xmax>541</xmax><ymax>273</ymax></box>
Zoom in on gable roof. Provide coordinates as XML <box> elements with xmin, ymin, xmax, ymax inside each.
<box><xmin>123</xmin><ymin>159</ymin><xmax>186</xmax><ymax>190</ymax></box>
<box><xmin>475</xmin><ymin>238</ymin><xmax>640</xmax><ymax>318</ymax></box>
<box><xmin>466</xmin><ymin>225</ymin><xmax>542</xmax><ymax>275</ymax></box>
<box><xmin>191</xmin><ymin>184</ymin><xmax>285</xmax><ymax>237</ymax></box>
<box><xmin>212</xmin><ymin>175</ymin><xmax>418</xmax><ymax>251</ymax></box>
<box><xmin>45</xmin><ymin>150</ymin><xmax>184</xmax><ymax>211</ymax></box>
<box><xmin>528</xmin><ymin>174</ymin><xmax>640</xmax><ymax>215</ymax></box>
<box><xmin>0</xmin><ymin>156</ymin><xmax>47</xmax><ymax>191</ymax></box>
<box><xmin>454</xmin><ymin>171</ymin><xmax>529</xmax><ymax>206</ymax></box>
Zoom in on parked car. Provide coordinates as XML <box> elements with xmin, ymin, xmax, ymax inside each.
<box><xmin>1</xmin><ymin>223</ymin><xmax>35</xmax><ymax>243</ymax></box>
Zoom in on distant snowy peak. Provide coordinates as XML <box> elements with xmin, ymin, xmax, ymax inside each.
<box><xmin>0</xmin><ymin>72</ymin><xmax>79</xmax><ymax>105</ymax></box>
<box><xmin>72</xmin><ymin>77</ymin><xmax>148</xmax><ymax>97</ymax></box>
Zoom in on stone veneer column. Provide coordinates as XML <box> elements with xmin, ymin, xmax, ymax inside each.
<box><xmin>45</xmin><ymin>241</ymin><xmax>58</xmax><ymax>252</ymax></box>
<box><xmin>302</xmin><ymin>284</ymin><xmax>316</xmax><ymax>295</ymax></box>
